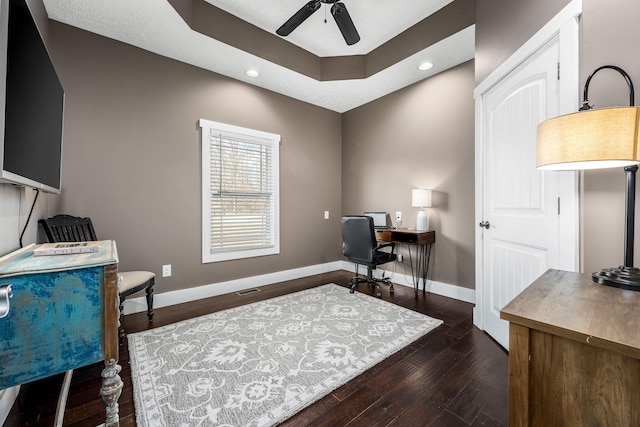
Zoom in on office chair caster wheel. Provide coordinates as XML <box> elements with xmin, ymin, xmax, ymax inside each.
<box><xmin>350</xmin><ymin>288</ymin><xmax>355</xmax><ymax>294</ymax></box>
<box><xmin>390</xmin><ymin>286</ymin><xmax>394</xmax><ymax>294</ymax></box>
<box><xmin>376</xmin><ymin>290</ymin><xmax>382</xmax><ymax>298</ymax></box>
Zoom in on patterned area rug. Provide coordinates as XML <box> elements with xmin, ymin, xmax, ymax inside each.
<box><xmin>128</xmin><ymin>284</ymin><xmax>443</xmax><ymax>427</ymax></box>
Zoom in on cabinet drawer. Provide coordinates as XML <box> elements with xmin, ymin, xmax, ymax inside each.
<box><xmin>0</xmin><ymin>266</ymin><xmax>104</xmax><ymax>389</ymax></box>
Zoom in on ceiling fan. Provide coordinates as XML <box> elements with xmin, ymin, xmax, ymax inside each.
<box><xmin>276</xmin><ymin>0</ymin><xmax>360</xmax><ymax>46</ymax></box>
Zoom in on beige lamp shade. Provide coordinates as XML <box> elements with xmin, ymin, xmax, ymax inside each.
<box><xmin>536</xmin><ymin>106</ymin><xmax>640</xmax><ymax>170</ymax></box>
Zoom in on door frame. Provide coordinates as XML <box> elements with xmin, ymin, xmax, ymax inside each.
<box><xmin>473</xmin><ymin>0</ymin><xmax>582</xmax><ymax>330</ymax></box>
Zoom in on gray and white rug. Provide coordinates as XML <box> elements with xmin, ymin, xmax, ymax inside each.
<box><xmin>128</xmin><ymin>283</ymin><xmax>443</xmax><ymax>427</ymax></box>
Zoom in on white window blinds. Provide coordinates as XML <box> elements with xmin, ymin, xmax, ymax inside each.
<box><xmin>200</xmin><ymin>119</ymin><xmax>280</xmax><ymax>263</ymax></box>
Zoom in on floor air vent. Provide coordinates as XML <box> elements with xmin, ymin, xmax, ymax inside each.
<box><xmin>236</xmin><ymin>288</ymin><xmax>261</xmax><ymax>296</ymax></box>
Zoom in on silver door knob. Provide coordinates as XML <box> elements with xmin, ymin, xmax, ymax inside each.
<box><xmin>479</xmin><ymin>221</ymin><xmax>491</xmax><ymax>229</ymax></box>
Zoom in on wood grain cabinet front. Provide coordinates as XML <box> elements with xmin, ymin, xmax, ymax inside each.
<box><xmin>501</xmin><ymin>269</ymin><xmax>640</xmax><ymax>427</ymax></box>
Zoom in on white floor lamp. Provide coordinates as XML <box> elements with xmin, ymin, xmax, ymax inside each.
<box><xmin>412</xmin><ymin>189</ymin><xmax>432</xmax><ymax>231</ymax></box>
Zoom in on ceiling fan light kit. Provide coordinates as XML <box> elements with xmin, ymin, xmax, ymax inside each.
<box><xmin>276</xmin><ymin>0</ymin><xmax>361</xmax><ymax>46</ymax></box>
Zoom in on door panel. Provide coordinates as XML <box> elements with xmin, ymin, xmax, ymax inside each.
<box><xmin>489</xmin><ymin>241</ymin><xmax>548</xmax><ymax>320</ymax></box>
<box><xmin>481</xmin><ymin>37</ymin><xmax>560</xmax><ymax>349</ymax></box>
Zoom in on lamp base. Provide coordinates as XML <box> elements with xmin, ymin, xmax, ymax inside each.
<box><xmin>592</xmin><ymin>266</ymin><xmax>640</xmax><ymax>291</ymax></box>
<box><xmin>416</xmin><ymin>210</ymin><xmax>428</xmax><ymax>231</ymax></box>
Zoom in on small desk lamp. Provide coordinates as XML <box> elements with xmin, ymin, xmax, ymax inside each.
<box><xmin>537</xmin><ymin>65</ymin><xmax>640</xmax><ymax>290</ymax></box>
<box><xmin>412</xmin><ymin>189</ymin><xmax>432</xmax><ymax>231</ymax></box>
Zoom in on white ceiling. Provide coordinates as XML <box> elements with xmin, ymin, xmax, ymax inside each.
<box><xmin>208</xmin><ymin>0</ymin><xmax>454</xmax><ymax>57</ymax></box>
<box><xmin>41</xmin><ymin>0</ymin><xmax>475</xmax><ymax>113</ymax></box>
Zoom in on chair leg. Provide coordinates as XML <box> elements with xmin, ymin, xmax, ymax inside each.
<box><xmin>350</xmin><ymin>266</ymin><xmax>382</xmax><ymax>297</ymax></box>
<box><xmin>118</xmin><ymin>295</ymin><xmax>125</xmax><ymax>345</ymax></box>
<box><xmin>146</xmin><ymin>278</ymin><xmax>155</xmax><ymax>321</ymax></box>
<box><xmin>377</xmin><ymin>270</ymin><xmax>395</xmax><ymax>294</ymax></box>
<box><xmin>350</xmin><ymin>264</ymin><xmax>360</xmax><ymax>294</ymax></box>
<box><xmin>366</xmin><ymin>267</ymin><xmax>383</xmax><ymax>298</ymax></box>
<box><xmin>350</xmin><ymin>264</ymin><xmax>395</xmax><ymax>298</ymax></box>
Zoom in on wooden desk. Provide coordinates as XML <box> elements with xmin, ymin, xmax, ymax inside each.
<box><xmin>0</xmin><ymin>240</ymin><xmax>123</xmax><ymax>426</ymax></box>
<box><xmin>500</xmin><ymin>269</ymin><xmax>640</xmax><ymax>426</ymax></box>
<box><xmin>376</xmin><ymin>229</ymin><xmax>435</xmax><ymax>292</ymax></box>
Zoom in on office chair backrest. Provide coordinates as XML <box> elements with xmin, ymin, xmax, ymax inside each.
<box><xmin>39</xmin><ymin>215</ymin><xmax>98</xmax><ymax>243</ymax></box>
<box><xmin>341</xmin><ymin>215</ymin><xmax>377</xmax><ymax>264</ymax></box>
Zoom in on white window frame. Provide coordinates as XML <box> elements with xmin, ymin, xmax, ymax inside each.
<box><xmin>200</xmin><ymin>119</ymin><xmax>280</xmax><ymax>263</ymax></box>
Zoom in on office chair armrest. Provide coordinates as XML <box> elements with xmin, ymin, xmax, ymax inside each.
<box><xmin>375</xmin><ymin>242</ymin><xmax>395</xmax><ymax>253</ymax></box>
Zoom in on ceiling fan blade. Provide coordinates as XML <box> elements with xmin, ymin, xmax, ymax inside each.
<box><xmin>331</xmin><ymin>2</ymin><xmax>360</xmax><ymax>45</ymax></box>
<box><xmin>276</xmin><ymin>1</ymin><xmax>321</xmax><ymax>36</ymax></box>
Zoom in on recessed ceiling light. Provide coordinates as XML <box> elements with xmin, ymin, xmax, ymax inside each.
<box><xmin>245</xmin><ymin>69</ymin><xmax>260</xmax><ymax>78</ymax></box>
<box><xmin>417</xmin><ymin>62</ymin><xmax>434</xmax><ymax>71</ymax></box>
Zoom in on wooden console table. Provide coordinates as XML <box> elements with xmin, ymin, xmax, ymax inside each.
<box><xmin>0</xmin><ymin>240</ymin><xmax>122</xmax><ymax>426</ymax></box>
<box><xmin>501</xmin><ymin>269</ymin><xmax>640</xmax><ymax>426</ymax></box>
<box><xmin>376</xmin><ymin>229</ymin><xmax>435</xmax><ymax>292</ymax></box>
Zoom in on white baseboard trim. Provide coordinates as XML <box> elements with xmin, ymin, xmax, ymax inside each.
<box><xmin>121</xmin><ymin>261</ymin><xmax>343</xmax><ymax>315</ymax></box>
<box><xmin>417</xmin><ymin>277</ymin><xmax>476</xmax><ymax>304</ymax></box>
<box><xmin>0</xmin><ymin>386</ymin><xmax>20</xmax><ymax>426</ymax></box>
<box><xmin>122</xmin><ymin>260</ymin><xmax>475</xmax><ymax>315</ymax></box>
<box><xmin>340</xmin><ymin>261</ymin><xmax>476</xmax><ymax>304</ymax></box>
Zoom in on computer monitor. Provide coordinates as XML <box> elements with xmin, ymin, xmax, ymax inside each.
<box><xmin>364</xmin><ymin>212</ymin><xmax>388</xmax><ymax>229</ymax></box>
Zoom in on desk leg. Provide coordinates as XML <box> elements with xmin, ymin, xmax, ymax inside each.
<box><xmin>422</xmin><ymin>244</ymin><xmax>432</xmax><ymax>292</ymax></box>
<box><xmin>413</xmin><ymin>244</ymin><xmax>432</xmax><ymax>292</ymax></box>
<box><xmin>407</xmin><ymin>245</ymin><xmax>418</xmax><ymax>293</ymax></box>
<box><xmin>407</xmin><ymin>243</ymin><xmax>433</xmax><ymax>293</ymax></box>
<box><xmin>416</xmin><ymin>245</ymin><xmax>424</xmax><ymax>292</ymax></box>
<box><xmin>101</xmin><ymin>359</ymin><xmax>123</xmax><ymax>427</ymax></box>
<box><xmin>102</xmin><ymin>264</ymin><xmax>122</xmax><ymax>426</ymax></box>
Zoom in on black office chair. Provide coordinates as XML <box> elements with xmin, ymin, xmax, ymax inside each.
<box><xmin>341</xmin><ymin>215</ymin><xmax>397</xmax><ymax>297</ymax></box>
<box><xmin>38</xmin><ymin>214</ymin><xmax>155</xmax><ymax>340</ymax></box>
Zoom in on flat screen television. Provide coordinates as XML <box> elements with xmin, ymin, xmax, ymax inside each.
<box><xmin>0</xmin><ymin>0</ymin><xmax>64</xmax><ymax>194</ymax></box>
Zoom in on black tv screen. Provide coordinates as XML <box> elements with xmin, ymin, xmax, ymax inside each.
<box><xmin>0</xmin><ymin>0</ymin><xmax>64</xmax><ymax>193</ymax></box>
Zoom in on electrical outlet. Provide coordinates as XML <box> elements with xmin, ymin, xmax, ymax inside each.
<box><xmin>324</xmin><ymin>210</ymin><xmax>330</xmax><ymax>220</ymax></box>
<box><xmin>395</xmin><ymin>211</ymin><xmax>402</xmax><ymax>222</ymax></box>
<box><xmin>162</xmin><ymin>264</ymin><xmax>172</xmax><ymax>277</ymax></box>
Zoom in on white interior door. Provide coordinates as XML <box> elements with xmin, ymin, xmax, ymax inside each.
<box><xmin>482</xmin><ymin>37</ymin><xmax>559</xmax><ymax>349</ymax></box>
<box><xmin>475</xmin><ymin>25</ymin><xmax>579</xmax><ymax>349</ymax></box>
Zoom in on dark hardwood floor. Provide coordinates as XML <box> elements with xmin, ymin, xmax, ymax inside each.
<box><xmin>5</xmin><ymin>270</ymin><xmax>508</xmax><ymax>426</ymax></box>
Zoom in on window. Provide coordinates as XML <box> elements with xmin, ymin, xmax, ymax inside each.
<box><xmin>200</xmin><ymin>119</ymin><xmax>280</xmax><ymax>263</ymax></box>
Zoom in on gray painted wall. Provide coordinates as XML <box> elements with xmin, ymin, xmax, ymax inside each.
<box><xmin>475</xmin><ymin>0</ymin><xmax>571</xmax><ymax>84</ymax></box>
<box><xmin>42</xmin><ymin>22</ymin><xmax>344</xmax><ymax>295</ymax></box>
<box><xmin>580</xmin><ymin>0</ymin><xmax>640</xmax><ymax>273</ymax></box>
<box><xmin>0</xmin><ymin>9</ymin><xmax>478</xmax><ymax>297</ymax></box>
<box><xmin>342</xmin><ymin>61</ymin><xmax>476</xmax><ymax>289</ymax></box>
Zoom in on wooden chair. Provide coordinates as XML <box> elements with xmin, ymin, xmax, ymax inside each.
<box><xmin>38</xmin><ymin>215</ymin><xmax>155</xmax><ymax>340</ymax></box>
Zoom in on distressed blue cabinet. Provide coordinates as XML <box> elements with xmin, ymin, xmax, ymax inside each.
<box><xmin>0</xmin><ymin>240</ymin><xmax>122</xmax><ymax>426</ymax></box>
